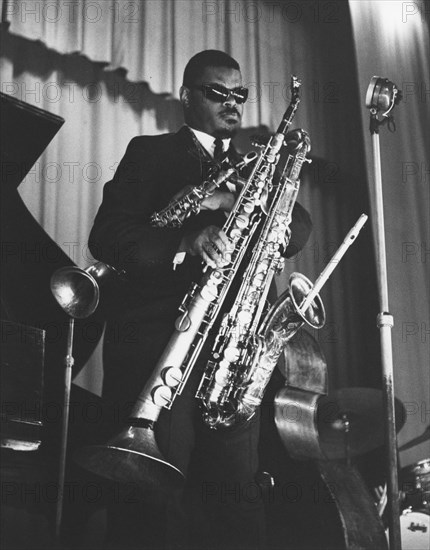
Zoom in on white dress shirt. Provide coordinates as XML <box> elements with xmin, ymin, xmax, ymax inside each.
<box><xmin>188</xmin><ymin>126</ymin><xmax>231</xmax><ymax>158</ymax></box>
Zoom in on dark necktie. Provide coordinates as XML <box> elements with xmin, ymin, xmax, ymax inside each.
<box><xmin>213</xmin><ymin>137</ymin><xmax>224</xmax><ymax>162</ymax></box>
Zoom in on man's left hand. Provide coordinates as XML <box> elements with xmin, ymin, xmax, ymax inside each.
<box><xmin>201</xmin><ymin>190</ymin><xmax>235</xmax><ymax>212</ymax></box>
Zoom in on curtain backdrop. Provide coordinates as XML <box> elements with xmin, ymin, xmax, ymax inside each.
<box><xmin>349</xmin><ymin>0</ymin><xmax>429</xmax><ymax>468</ymax></box>
<box><xmin>1</xmin><ymin>0</ymin><xmax>427</xmax><ymax>467</ymax></box>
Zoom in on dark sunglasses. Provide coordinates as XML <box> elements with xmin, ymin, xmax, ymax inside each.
<box><xmin>191</xmin><ymin>83</ymin><xmax>249</xmax><ymax>104</ymax></box>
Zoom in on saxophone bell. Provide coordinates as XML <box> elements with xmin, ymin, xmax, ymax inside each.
<box><xmin>265</xmin><ymin>273</ymin><xmax>324</xmax><ymax>338</ymax></box>
<box><xmin>74</xmin><ymin>423</ymin><xmax>184</xmax><ymax>490</ymax></box>
<box><xmin>228</xmin><ymin>272</ymin><xmax>326</xmax><ymax>427</ymax></box>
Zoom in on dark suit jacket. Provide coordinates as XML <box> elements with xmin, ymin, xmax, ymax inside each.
<box><xmin>90</xmin><ymin>126</ymin><xmax>311</xmax><ymax>295</ymax></box>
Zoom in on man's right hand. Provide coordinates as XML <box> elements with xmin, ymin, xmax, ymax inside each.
<box><xmin>179</xmin><ymin>225</ymin><xmax>232</xmax><ymax>268</ymax></box>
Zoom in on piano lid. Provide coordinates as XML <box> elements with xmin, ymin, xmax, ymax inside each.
<box><xmin>0</xmin><ymin>91</ymin><xmax>65</xmax><ymax>188</ymax></box>
<box><xmin>0</xmin><ymin>91</ymin><xmax>104</xmax><ymax>380</ymax></box>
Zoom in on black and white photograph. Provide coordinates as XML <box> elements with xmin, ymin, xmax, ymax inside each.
<box><xmin>0</xmin><ymin>1</ymin><xmax>429</xmax><ymax>549</ymax></box>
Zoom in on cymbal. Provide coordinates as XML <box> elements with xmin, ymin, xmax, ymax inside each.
<box><xmin>316</xmin><ymin>387</ymin><xmax>406</xmax><ymax>460</ymax></box>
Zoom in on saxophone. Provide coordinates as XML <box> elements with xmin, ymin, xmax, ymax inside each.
<box><xmin>196</xmin><ymin>130</ymin><xmax>326</xmax><ymax>428</ymax></box>
<box><xmin>75</xmin><ymin>76</ymin><xmax>303</xmax><ymax>489</ymax></box>
<box><xmin>150</xmin><ymin>153</ymin><xmax>257</xmax><ymax>228</ymax></box>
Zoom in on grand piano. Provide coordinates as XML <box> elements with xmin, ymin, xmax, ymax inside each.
<box><xmin>0</xmin><ymin>91</ymin><xmax>106</xmax><ymax>548</ymax></box>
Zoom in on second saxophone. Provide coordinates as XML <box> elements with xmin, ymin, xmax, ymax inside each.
<box><xmin>196</xmin><ymin>130</ymin><xmax>326</xmax><ymax>428</ymax></box>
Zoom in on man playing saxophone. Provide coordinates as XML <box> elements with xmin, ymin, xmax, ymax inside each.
<box><xmin>88</xmin><ymin>50</ymin><xmax>312</xmax><ymax>550</ymax></box>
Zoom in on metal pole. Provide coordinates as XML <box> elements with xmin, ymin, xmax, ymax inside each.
<box><xmin>369</xmin><ymin>112</ymin><xmax>401</xmax><ymax>550</ymax></box>
<box><xmin>55</xmin><ymin>318</ymin><xmax>75</xmax><ymax>543</ymax></box>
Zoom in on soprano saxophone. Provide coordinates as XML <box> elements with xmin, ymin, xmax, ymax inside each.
<box><xmin>196</xmin><ymin>131</ymin><xmax>326</xmax><ymax>428</ymax></box>
<box><xmin>150</xmin><ymin>154</ymin><xmax>257</xmax><ymax>228</ymax></box>
<box><xmin>75</xmin><ymin>77</ymin><xmax>302</xmax><ymax>490</ymax></box>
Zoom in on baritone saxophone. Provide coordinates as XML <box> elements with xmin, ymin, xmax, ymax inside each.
<box><xmin>196</xmin><ymin>130</ymin><xmax>326</xmax><ymax>429</ymax></box>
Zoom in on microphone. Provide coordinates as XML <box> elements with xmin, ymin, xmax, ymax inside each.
<box><xmin>365</xmin><ymin>76</ymin><xmax>402</xmax><ymax>117</ymax></box>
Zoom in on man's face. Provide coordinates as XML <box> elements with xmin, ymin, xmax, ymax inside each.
<box><xmin>182</xmin><ymin>66</ymin><xmax>244</xmax><ymax>138</ymax></box>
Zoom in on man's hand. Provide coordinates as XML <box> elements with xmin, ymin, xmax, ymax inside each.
<box><xmin>179</xmin><ymin>225</ymin><xmax>233</xmax><ymax>268</ymax></box>
<box><xmin>201</xmin><ymin>190</ymin><xmax>235</xmax><ymax>212</ymax></box>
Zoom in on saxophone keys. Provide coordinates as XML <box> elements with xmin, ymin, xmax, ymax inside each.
<box><xmin>215</xmin><ymin>363</ymin><xmax>231</xmax><ymax>385</ymax></box>
<box><xmin>235</xmin><ymin>214</ymin><xmax>249</xmax><ymax>229</ymax></box>
<box><xmin>162</xmin><ymin>367</ymin><xmax>183</xmax><ymax>387</ymax></box>
<box><xmin>152</xmin><ymin>385</ymin><xmax>173</xmax><ymax>407</ymax></box>
<box><xmin>237</xmin><ymin>309</ymin><xmax>253</xmax><ymax>326</ymax></box>
<box><xmin>208</xmin><ymin>270</ymin><xmax>223</xmax><ymax>284</ymax></box>
<box><xmin>254</xmin><ymin>272</ymin><xmax>265</xmax><ymax>285</ymax></box>
<box><xmin>223</xmin><ymin>253</ymin><xmax>232</xmax><ymax>264</ymax></box>
<box><xmin>268</xmin><ymin>230</ymin><xmax>279</xmax><ymax>242</ymax></box>
<box><xmin>200</xmin><ymin>285</ymin><xmax>218</xmax><ymax>302</ymax></box>
<box><xmin>219</xmin><ymin>358</ymin><xmax>231</xmax><ymax>369</ymax></box>
<box><xmin>224</xmin><ymin>346</ymin><xmax>240</xmax><ymax>363</ymax></box>
<box><xmin>230</xmin><ymin>228</ymin><xmax>241</xmax><ymax>239</ymax></box>
<box><xmin>175</xmin><ymin>311</ymin><xmax>191</xmax><ymax>331</ymax></box>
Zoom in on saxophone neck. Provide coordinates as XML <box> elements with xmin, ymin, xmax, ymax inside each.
<box><xmin>283</xmin><ymin>130</ymin><xmax>312</xmax><ymax>182</ymax></box>
<box><xmin>276</xmin><ymin>75</ymin><xmax>301</xmax><ymax>135</ymax></box>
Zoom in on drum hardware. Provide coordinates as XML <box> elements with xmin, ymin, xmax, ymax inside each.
<box><xmin>50</xmin><ymin>266</ymin><xmax>101</xmax><ymax>541</ymax></box>
<box><xmin>401</xmin><ymin>458</ymin><xmax>430</xmax><ymax>513</ymax></box>
<box><xmin>375</xmin><ymin>483</ymin><xmax>388</xmax><ymax>517</ymax></box>
<box><xmin>318</xmin><ymin>388</ymin><xmax>406</xmax><ymax>461</ymax></box>
<box><xmin>276</xmin><ymin>387</ymin><xmax>406</xmax><ymax>463</ymax></box>
<box><xmin>413</xmin><ymin>459</ymin><xmax>430</xmax><ymax>510</ymax></box>
<box><xmin>395</xmin><ymin>459</ymin><xmax>430</xmax><ymax>549</ymax></box>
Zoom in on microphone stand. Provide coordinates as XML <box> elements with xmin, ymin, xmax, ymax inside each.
<box><xmin>367</xmin><ymin>77</ymin><xmax>402</xmax><ymax>550</ymax></box>
<box><xmin>50</xmin><ymin>266</ymin><xmax>100</xmax><ymax>546</ymax></box>
<box><xmin>55</xmin><ymin>318</ymin><xmax>75</xmax><ymax>541</ymax></box>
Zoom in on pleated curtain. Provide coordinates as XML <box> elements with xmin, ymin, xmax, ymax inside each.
<box><xmin>1</xmin><ymin>0</ymin><xmax>428</xmax><ymax>466</ymax></box>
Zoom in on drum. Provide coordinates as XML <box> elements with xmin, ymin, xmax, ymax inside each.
<box><xmin>399</xmin><ymin>510</ymin><xmax>430</xmax><ymax>550</ymax></box>
<box><xmin>412</xmin><ymin>459</ymin><xmax>430</xmax><ymax>509</ymax></box>
<box><xmin>402</xmin><ymin>458</ymin><xmax>430</xmax><ymax>511</ymax></box>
